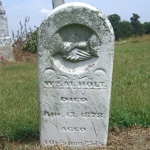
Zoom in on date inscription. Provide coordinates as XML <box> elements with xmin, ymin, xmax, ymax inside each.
<box><xmin>44</xmin><ymin>111</ymin><xmax>104</xmax><ymax>119</ymax></box>
<box><xmin>67</xmin><ymin>112</ymin><xmax>104</xmax><ymax>118</ymax></box>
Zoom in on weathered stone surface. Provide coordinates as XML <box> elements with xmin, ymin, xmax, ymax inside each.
<box><xmin>38</xmin><ymin>2</ymin><xmax>114</xmax><ymax>149</ymax></box>
<box><xmin>52</xmin><ymin>0</ymin><xmax>64</xmax><ymax>9</ymax></box>
<box><xmin>0</xmin><ymin>1</ymin><xmax>9</xmax><ymax>38</ymax></box>
<box><xmin>0</xmin><ymin>37</ymin><xmax>11</xmax><ymax>46</ymax></box>
<box><xmin>0</xmin><ymin>1</ymin><xmax>13</xmax><ymax>61</ymax></box>
<box><xmin>0</xmin><ymin>46</ymin><xmax>14</xmax><ymax>61</ymax></box>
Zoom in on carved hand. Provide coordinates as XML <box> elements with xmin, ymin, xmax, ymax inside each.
<box><xmin>51</xmin><ymin>34</ymin><xmax>98</xmax><ymax>62</ymax></box>
<box><xmin>62</xmin><ymin>42</ymin><xmax>91</xmax><ymax>61</ymax></box>
<box><xmin>63</xmin><ymin>49</ymin><xmax>92</xmax><ymax>61</ymax></box>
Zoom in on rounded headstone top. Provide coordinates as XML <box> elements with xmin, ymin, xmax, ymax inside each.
<box><xmin>0</xmin><ymin>1</ymin><xmax>6</xmax><ymax>14</ymax></box>
<box><xmin>38</xmin><ymin>2</ymin><xmax>114</xmax><ymax>74</ymax></box>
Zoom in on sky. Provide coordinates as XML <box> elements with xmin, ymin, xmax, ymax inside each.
<box><xmin>1</xmin><ymin>0</ymin><xmax>150</xmax><ymax>38</ymax></box>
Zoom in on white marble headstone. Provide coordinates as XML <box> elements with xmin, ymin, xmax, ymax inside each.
<box><xmin>0</xmin><ymin>1</ymin><xmax>11</xmax><ymax>46</ymax></box>
<box><xmin>0</xmin><ymin>1</ymin><xmax>13</xmax><ymax>61</ymax></box>
<box><xmin>38</xmin><ymin>2</ymin><xmax>114</xmax><ymax>149</ymax></box>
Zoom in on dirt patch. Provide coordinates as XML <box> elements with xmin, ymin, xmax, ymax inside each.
<box><xmin>0</xmin><ymin>48</ymin><xmax>37</xmax><ymax>66</ymax></box>
<box><xmin>1</xmin><ymin>127</ymin><xmax>150</xmax><ymax>150</ymax></box>
<box><xmin>13</xmin><ymin>48</ymin><xmax>37</xmax><ymax>63</ymax></box>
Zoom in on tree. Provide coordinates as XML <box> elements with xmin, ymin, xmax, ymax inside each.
<box><xmin>108</xmin><ymin>14</ymin><xmax>121</xmax><ymax>25</ymax></box>
<box><xmin>108</xmin><ymin>14</ymin><xmax>121</xmax><ymax>40</ymax></box>
<box><xmin>120</xmin><ymin>21</ymin><xmax>134</xmax><ymax>39</ymax></box>
<box><xmin>130</xmin><ymin>13</ymin><xmax>144</xmax><ymax>36</ymax></box>
<box><xmin>130</xmin><ymin>13</ymin><xmax>140</xmax><ymax>25</ymax></box>
<box><xmin>143</xmin><ymin>22</ymin><xmax>150</xmax><ymax>34</ymax></box>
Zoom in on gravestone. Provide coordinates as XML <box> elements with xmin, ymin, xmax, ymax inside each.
<box><xmin>0</xmin><ymin>46</ymin><xmax>14</xmax><ymax>61</ymax></box>
<box><xmin>0</xmin><ymin>1</ymin><xmax>14</xmax><ymax>61</ymax></box>
<box><xmin>52</xmin><ymin>0</ymin><xmax>64</xmax><ymax>9</ymax></box>
<box><xmin>0</xmin><ymin>1</ymin><xmax>11</xmax><ymax>46</ymax></box>
<box><xmin>38</xmin><ymin>2</ymin><xmax>114</xmax><ymax>149</ymax></box>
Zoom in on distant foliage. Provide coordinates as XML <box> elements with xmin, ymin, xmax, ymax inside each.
<box><xmin>12</xmin><ymin>17</ymin><xmax>38</xmax><ymax>53</ymax></box>
<box><xmin>13</xmin><ymin>14</ymin><xmax>150</xmax><ymax>52</ymax></box>
<box><xmin>143</xmin><ymin>22</ymin><xmax>150</xmax><ymax>34</ymax></box>
<box><xmin>130</xmin><ymin>13</ymin><xmax>145</xmax><ymax>36</ymax></box>
<box><xmin>108</xmin><ymin>13</ymin><xmax>150</xmax><ymax>40</ymax></box>
<box><xmin>22</xmin><ymin>29</ymin><xmax>37</xmax><ymax>53</ymax></box>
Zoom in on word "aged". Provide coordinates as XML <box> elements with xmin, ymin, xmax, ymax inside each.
<box><xmin>61</xmin><ymin>127</ymin><xmax>86</xmax><ymax>132</ymax></box>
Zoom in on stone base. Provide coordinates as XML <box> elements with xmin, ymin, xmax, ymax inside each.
<box><xmin>0</xmin><ymin>46</ymin><xmax>14</xmax><ymax>61</ymax></box>
<box><xmin>0</xmin><ymin>37</ymin><xmax>11</xmax><ymax>46</ymax></box>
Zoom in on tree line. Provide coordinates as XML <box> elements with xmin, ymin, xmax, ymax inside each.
<box><xmin>12</xmin><ymin>13</ymin><xmax>150</xmax><ymax>54</ymax></box>
<box><xmin>108</xmin><ymin>13</ymin><xmax>150</xmax><ymax>40</ymax></box>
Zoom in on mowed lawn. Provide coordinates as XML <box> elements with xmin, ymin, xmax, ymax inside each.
<box><xmin>0</xmin><ymin>35</ymin><xmax>150</xmax><ymax>141</ymax></box>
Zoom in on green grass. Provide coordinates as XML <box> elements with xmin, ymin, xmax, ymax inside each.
<box><xmin>110</xmin><ymin>35</ymin><xmax>150</xmax><ymax>128</ymax></box>
<box><xmin>0</xmin><ymin>35</ymin><xmax>150</xmax><ymax>141</ymax></box>
<box><xmin>0</xmin><ymin>63</ymin><xmax>38</xmax><ymax>141</ymax></box>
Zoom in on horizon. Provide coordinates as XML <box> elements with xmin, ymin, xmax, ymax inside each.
<box><xmin>1</xmin><ymin>0</ymin><xmax>150</xmax><ymax>37</ymax></box>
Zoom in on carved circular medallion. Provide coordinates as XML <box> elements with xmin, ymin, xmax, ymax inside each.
<box><xmin>38</xmin><ymin>2</ymin><xmax>114</xmax><ymax>74</ymax></box>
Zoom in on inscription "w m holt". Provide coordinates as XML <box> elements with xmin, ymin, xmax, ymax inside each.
<box><xmin>44</xmin><ymin>80</ymin><xmax>107</xmax><ymax>89</ymax></box>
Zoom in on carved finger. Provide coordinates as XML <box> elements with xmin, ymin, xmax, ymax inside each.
<box><xmin>76</xmin><ymin>55</ymin><xmax>91</xmax><ymax>60</ymax></box>
<box><xmin>71</xmin><ymin>56</ymin><xmax>77</xmax><ymax>61</ymax></box>
<box><xmin>76</xmin><ymin>52</ymin><xmax>92</xmax><ymax>58</ymax></box>
<box><xmin>65</xmin><ymin>56</ymin><xmax>77</xmax><ymax>61</ymax></box>
<box><xmin>78</xmin><ymin>55</ymin><xmax>91</xmax><ymax>59</ymax></box>
<box><xmin>77</xmin><ymin>50</ymin><xmax>91</xmax><ymax>56</ymax></box>
<box><xmin>78</xmin><ymin>57</ymin><xmax>90</xmax><ymax>61</ymax></box>
<box><xmin>77</xmin><ymin>53</ymin><xmax>91</xmax><ymax>59</ymax></box>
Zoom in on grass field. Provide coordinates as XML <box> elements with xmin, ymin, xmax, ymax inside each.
<box><xmin>110</xmin><ymin>35</ymin><xmax>150</xmax><ymax>128</ymax></box>
<box><xmin>0</xmin><ymin>35</ymin><xmax>150</xmax><ymax>142</ymax></box>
